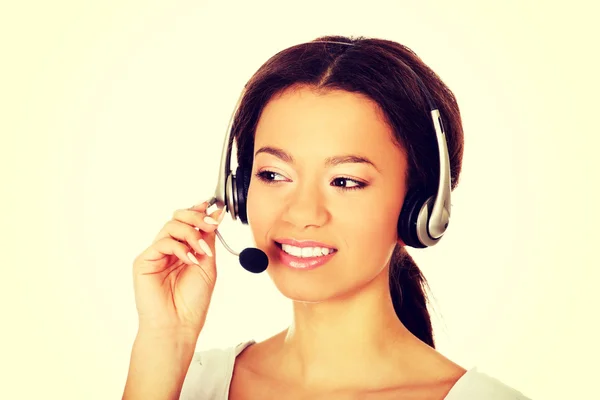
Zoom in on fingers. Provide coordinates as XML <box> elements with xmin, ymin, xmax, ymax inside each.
<box><xmin>140</xmin><ymin>200</ymin><xmax>226</xmax><ymax>270</ymax></box>
<box><xmin>172</xmin><ymin>208</ymin><xmax>222</xmax><ymax>233</ymax></box>
<box><xmin>140</xmin><ymin>236</ymin><xmax>202</xmax><ymax>267</ymax></box>
<box><xmin>152</xmin><ymin>202</ymin><xmax>224</xmax><ymax>245</ymax></box>
<box><xmin>189</xmin><ymin>200</ymin><xmax>210</xmax><ymax>212</ymax></box>
<box><xmin>161</xmin><ymin>220</ymin><xmax>214</xmax><ymax>258</ymax></box>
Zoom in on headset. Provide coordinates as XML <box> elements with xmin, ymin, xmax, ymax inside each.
<box><xmin>208</xmin><ymin>40</ymin><xmax>452</xmax><ymax>249</ymax></box>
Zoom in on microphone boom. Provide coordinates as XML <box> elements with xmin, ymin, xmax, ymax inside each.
<box><xmin>214</xmin><ymin>229</ymin><xmax>269</xmax><ymax>273</ymax></box>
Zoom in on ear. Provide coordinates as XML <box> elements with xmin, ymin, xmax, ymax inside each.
<box><xmin>396</xmin><ymin>237</ymin><xmax>406</xmax><ymax>247</ymax></box>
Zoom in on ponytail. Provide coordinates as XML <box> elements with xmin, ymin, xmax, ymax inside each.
<box><xmin>389</xmin><ymin>244</ymin><xmax>435</xmax><ymax>348</ymax></box>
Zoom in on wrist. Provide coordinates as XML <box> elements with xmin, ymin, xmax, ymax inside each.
<box><xmin>124</xmin><ymin>328</ymin><xmax>199</xmax><ymax>400</ymax></box>
<box><xmin>136</xmin><ymin>325</ymin><xmax>200</xmax><ymax>345</ymax></box>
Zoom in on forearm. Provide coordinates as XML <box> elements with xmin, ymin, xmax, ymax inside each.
<box><xmin>122</xmin><ymin>329</ymin><xmax>199</xmax><ymax>400</ymax></box>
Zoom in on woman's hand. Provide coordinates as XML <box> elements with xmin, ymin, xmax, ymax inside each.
<box><xmin>131</xmin><ymin>201</ymin><xmax>224</xmax><ymax>336</ymax></box>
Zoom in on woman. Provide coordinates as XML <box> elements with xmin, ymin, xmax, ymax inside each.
<box><xmin>123</xmin><ymin>36</ymin><xmax>531</xmax><ymax>399</ymax></box>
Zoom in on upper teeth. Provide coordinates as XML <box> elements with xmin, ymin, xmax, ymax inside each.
<box><xmin>281</xmin><ymin>244</ymin><xmax>334</xmax><ymax>258</ymax></box>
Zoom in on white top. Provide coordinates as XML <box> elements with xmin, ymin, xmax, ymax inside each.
<box><xmin>180</xmin><ymin>341</ymin><xmax>531</xmax><ymax>399</ymax></box>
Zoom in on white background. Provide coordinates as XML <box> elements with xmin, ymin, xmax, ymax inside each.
<box><xmin>1</xmin><ymin>1</ymin><xmax>598</xmax><ymax>399</ymax></box>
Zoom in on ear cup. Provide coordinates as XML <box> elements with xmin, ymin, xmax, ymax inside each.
<box><xmin>398</xmin><ymin>189</ymin><xmax>430</xmax><ymax>248</ymax></box>
<box><xmin>234</xmin><ymin>165</ymin><xmax>252</xmax><ymax>224</ymax></box>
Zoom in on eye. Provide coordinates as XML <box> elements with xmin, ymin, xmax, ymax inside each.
<box><xmin>331</xmin><ymin>177</ymin><xmax>366</xmax><ymax>191</ymax></box>
<box><xmin>255</xmin><ymin>170</ymin><xmax>287</xmax><ymax>183</ymax></box>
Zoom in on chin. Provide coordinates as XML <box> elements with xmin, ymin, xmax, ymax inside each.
<box><xmin>274</xmin><ymin>285</ymin><xmax>334</xmax><ymax>304</ymax></box>
<box><xmin>266</xmin><ymin>266</ymin><xmax>368</xmax><ymax>305</ymax></box>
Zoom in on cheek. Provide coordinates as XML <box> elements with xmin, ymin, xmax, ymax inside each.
<box><xmin>340</xmin><ymin>200</ymin><xmax>400</xmax><ymax>255</ymax></box>
<box><xmin>245</xmin><ymin>181</ymin><xmax>276</xmax><ymax>242</ymax></box>
<box><xmin>341</xmin><ymin>183</ymin><xmax>403</xmax><ymax>234</ymax></box>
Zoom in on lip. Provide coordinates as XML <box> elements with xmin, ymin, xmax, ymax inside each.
<box><xmin>274</xmin><ymin>238</ymin><xmax>337</xmax><ymax>249</ymax></box>
<box><xmin>275</xmin><ymin>244</ymin><xmax>337</xmax><ymax>271</ymax></box>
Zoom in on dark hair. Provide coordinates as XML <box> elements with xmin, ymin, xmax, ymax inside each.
<box><xmin>232</xmin><ymin>35</ymin><xmax>464</xmax><ymax>348</ymax></box>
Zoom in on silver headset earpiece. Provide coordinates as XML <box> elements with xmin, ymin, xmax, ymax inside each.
<box><xmin>413</xmin><ymin>109</ymin><xmax>452</xmax><ymax>247</ymax></box>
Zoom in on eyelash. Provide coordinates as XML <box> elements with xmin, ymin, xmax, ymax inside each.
<box><xmin>255</xmin><ymin>170</ymin><xmax>367</xmax><ymax>191</ymax></box>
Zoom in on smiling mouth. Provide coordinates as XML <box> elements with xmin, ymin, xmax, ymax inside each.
<box><xmin>274</xmin><ymin>241</ymin><xmax>338</xmax><ymax>258</ymax></box>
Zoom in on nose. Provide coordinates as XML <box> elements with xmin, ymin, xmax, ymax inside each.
<box><xmin>280</xmin><ymin>181</ymin><xmax>329</xmax><ymax>229</ymax></box>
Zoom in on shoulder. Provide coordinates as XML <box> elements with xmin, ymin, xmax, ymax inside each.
<box><xmin>180</xmin><ymin>340</ymin><xmax>255</xmax><ymax>400</ymax></box>
<box><xmin>445</xmin><ymin>367</ymin><xmax>531</xmax><ymax>400</ymax></box>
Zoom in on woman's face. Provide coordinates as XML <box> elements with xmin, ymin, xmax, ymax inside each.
<box><xmin>246</xmin><ymin>85</ymin><xmax>408</xmax><ymax>302</ymax></box>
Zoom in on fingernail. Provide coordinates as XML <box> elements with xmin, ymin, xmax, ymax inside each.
<box><xmin>198</xmin><ymin>239</ymin><xmax>213</xmax><ymax>257</ymax></box>
<box><xmin>216</xmin><ymin>209</ymin><xmax>226</xmax><ymax>223</ymax></box>
<box><xmin>187</xmin><ymin>252</ymin><xmax>200</xmax><ymax>265</ymax></box>
<box><xmin>204</xmin><ymin>216</ymin><xmax>219</xmax><ymax>225</ymax></box>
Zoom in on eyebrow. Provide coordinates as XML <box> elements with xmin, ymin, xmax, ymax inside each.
<box><xmin>254</xmin><ymin>146</ymin><xmax>380</xmax><ymax>172</ymax></box>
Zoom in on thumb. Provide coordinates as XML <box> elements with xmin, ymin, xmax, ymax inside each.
<box><xmin>211</xmin><ymin>207</ymin><xmax>227</xmax><ymax>224</ymax></box>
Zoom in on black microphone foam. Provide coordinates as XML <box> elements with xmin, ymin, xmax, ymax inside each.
<box><xmin>239</xmin><ymin>247</ymin><xmax>269</xmax><ymax>273</ymax></box>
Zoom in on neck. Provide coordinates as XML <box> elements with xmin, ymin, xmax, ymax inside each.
<box><xmin>275</xmin><ymin>267</ymin><xmax>423</xmax><ymax>390</ymax></box>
